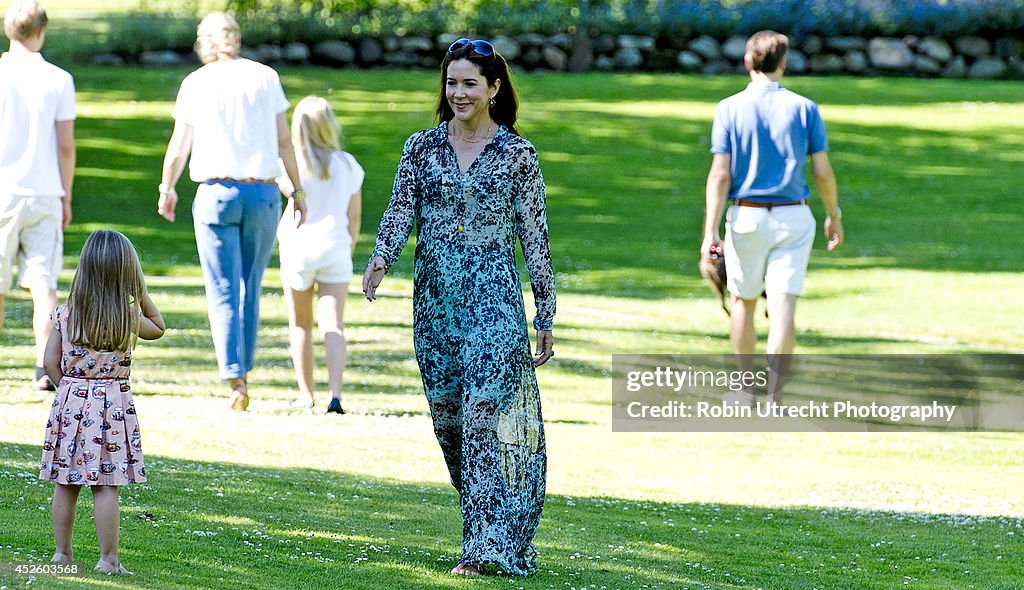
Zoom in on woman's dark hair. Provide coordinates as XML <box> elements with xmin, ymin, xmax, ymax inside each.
<box><xmin>435</xmin><ymin>41</ymin><xmax>520</xmax><ymax>135</ymax></box>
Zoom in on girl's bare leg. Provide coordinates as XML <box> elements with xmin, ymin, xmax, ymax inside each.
<box><xmin>51</xmin><ymin>484</ymin><xmax>81</xmax><ymax>561</ymax></box>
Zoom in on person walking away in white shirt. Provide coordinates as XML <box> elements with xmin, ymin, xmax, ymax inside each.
<box><xmin>0</xmin><ymin>0</ymin><xmax>76</xmax><ymax>392</ymax></box>
<box><xmin>276</xmin><ymin>96</ymin><xmax>364</xmax><ymax>414</ymax></box>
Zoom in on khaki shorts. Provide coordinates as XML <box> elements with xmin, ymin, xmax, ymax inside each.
<box><xmin>0</xmin><ymin>194</ymin><xmax>63</xmax><ymax>292</ymax></box>
<box><xmin>724</xmin><ymin>203</ymin><xmax>815</xmax><ymax>300</ymax></box>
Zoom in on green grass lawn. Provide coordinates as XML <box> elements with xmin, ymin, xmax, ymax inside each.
<box><xmin>1</xmin><ymin>68</ymin><xmax>1023</xmax><ymax>589</ymax></box>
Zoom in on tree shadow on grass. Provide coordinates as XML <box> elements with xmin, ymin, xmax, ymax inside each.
<box><xmin>0</xmin><ymin>442</ymin><xmax>1019</xmax><ymax>590</ymax></box>
<box><xmin>54</xmin><ymin>68</ymin><xmax>1024</xmax><ymax>313</ymax></box>
<box><xmin>516</xmin><ymin>72</ymin><xmax>1024</xmax><ymax>108</ymax></box>
<box><xmin>524</xmin><ymin>105</ymin><xmax>1024</xmax><ymax>299</ymax></box>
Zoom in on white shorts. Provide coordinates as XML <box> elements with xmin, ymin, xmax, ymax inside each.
<box><xmin>724</xmin><ymin>203</ymin><xmax>815</xmax><ymax>300</ymax></box>
<box><xmin>0</xmin><ymin>194</ymin><xmax>63</xmax><ymax>292</ymax></box>
<box><xmin>279</xmin><ymin>241</ymin><xmax>353</xmax><ymax>291</ymax></box>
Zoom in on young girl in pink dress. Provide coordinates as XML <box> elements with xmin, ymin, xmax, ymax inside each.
<box><xmin>39</xmin><ymin>229</ymin><xmax>165</xmax><ymax>574</ymax></box>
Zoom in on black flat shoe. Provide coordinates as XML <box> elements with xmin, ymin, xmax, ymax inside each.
<box><xmin>326</xmin><ymin>398</ymin><xmax>346</xmax><ymax>415</ymax></box>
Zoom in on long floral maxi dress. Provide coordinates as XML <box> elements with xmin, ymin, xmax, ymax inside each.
<box><xmin>371</xmin><ymin>123</ymin><xmax>555</xmax><ymax>575</ymax></box>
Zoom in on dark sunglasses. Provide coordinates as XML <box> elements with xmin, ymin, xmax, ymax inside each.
<box><xmin>447</xmin><ymin>38</ymin><xmax>494</xmax><ymax>57</ymax></box>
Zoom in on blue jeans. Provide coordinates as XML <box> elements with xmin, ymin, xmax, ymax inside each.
<box><xmin>192</xmin><ymin>181</ymin><xmax>280</xmax><ymax>380</ymax></box>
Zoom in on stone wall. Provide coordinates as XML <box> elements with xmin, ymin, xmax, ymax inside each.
<box><xmin>111</xmin><ymin>32</ymin><xmax>1024</xmax><ymax>79</ymax></box>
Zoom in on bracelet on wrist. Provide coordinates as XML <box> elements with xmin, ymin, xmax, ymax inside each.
<box><xmin>371</xmin><ymin>255</ymin><xmax>389</xmax><ymax>274</ymax></box>
<box><xmin>290</xmin><ymin>189</ymin><xmax>306</xmax><ymax>202</ymax></box>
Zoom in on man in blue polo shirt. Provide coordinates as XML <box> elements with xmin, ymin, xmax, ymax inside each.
<box><xmin>701</xmin><ymin>30</ymin><xmax>843</xmax><ymax>400</ymax></box>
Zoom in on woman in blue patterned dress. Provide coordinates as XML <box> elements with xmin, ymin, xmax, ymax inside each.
<box><xmin>362</xmin><ymin>38</ymin><xmax>555</xmax><ymax>576</ymax></box>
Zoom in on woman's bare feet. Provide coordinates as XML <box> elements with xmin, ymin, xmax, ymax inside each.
<box><xmin>51</xmin><ymin>552</ymin><xmax>73</xmax><ymax>563</ymax></box>
<box><xmin>451</xmin><ymin>562</ymin><xmax>484</xmax><ymax>575</ymax></box>
<box><xmin>94</xmin><ymin>560</ymin><xmax>133</xmax><ymax>574</ymax></box>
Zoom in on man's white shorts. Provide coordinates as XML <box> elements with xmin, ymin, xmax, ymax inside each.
<box><xmin>0</xmin><ymin>194</ymin><xmax>63</xmax><ymax>292</ymax></box>
<box><xmin>724</xmin><ymin>203</ymin><xmax>815</xmax><ymax>300</ymax></box>
<box><xmin>279</xmin><ymin>242</ymin><xmax>353</xmax><ymax>292</ymax></box>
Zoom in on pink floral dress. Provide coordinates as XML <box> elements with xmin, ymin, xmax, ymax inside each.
<box><xmin>39</xmin><ymin>304</ymin><xmax>146</xmax><ymax>486</ymax></box>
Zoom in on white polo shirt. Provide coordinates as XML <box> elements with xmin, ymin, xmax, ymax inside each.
<box><xmin>0</xmin><ymin>51</ymin><xmax>76</xmax><ymax>198</ymax></box>
<box><xmin>172</xmin><ymin>58</ymin><xmax>290</xmax><ymax>182</ymax></box>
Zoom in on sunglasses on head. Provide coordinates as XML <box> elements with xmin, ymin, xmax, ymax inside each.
<box><xmin>447</xmin><ymin>38</ymin><xmax>494</xmax><ymax>57</ymax></box>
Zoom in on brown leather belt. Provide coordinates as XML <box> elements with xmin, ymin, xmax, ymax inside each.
<box><xmin>736</xmin><ymin>198</ymin><xmax>807</xmax><ymax>208</ymax></box>
<box><xmin>205</xmin><ymin>177</ymin><xmax>275</xmax><ymax>184</ymax></box>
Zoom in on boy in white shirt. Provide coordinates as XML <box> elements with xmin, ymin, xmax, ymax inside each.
<box><xmin>0</xmin><ymin>0</ymin><xmax>76</xmax><ymax>391</ymax></box>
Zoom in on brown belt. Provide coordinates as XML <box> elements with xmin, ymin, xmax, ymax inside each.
<box><xmin>205</xmin><ymin>177</ymin><xmax>275</xmax><ymax>184</ymax></box>
<box><xmin>735</xmin><ymin>198</ymin><xmax>807</xmax><ymax>208</ymax></box>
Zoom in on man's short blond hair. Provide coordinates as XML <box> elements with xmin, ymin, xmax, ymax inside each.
<box><xmin>195</xmin><ymin>12</ymin><xmax>241</xmax><ymax>64</ymax></box>
<box><xmin>4</xmin><ymin>0</ymin><xmax>48</xmax><ymax>42</ymax></box>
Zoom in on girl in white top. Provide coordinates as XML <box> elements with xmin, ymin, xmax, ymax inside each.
<box><xmin>277</xmin><ymin>96</ymin><xmax>364</xmax><ymax>413</ymax></box>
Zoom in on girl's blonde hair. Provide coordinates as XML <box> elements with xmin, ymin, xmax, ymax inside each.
<box><xmin>195</xmin><ymin>11</ymin><xmax>241</xmax><ymax>64</ymax></box>
<box><xmin>292</xmin><ymin>96</ymin><xmax>342</xmax><ymax>180</ymax></box>
<box><xmin>67</xmin><ymin>230</ymin><xmax>147</xmax><ymax>352</ymax></box>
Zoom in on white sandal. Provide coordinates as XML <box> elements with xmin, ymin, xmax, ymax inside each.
<box><xmin>94</xmin><ymin>560</ymin><xmax>134</xmax><ymax>575</ymax></box>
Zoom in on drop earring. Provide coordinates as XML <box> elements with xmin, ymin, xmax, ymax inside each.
<box><xmin>488</xmin><ymin>97</ymin><xmax>496</xmax><ymax>108</ymax></box>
